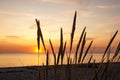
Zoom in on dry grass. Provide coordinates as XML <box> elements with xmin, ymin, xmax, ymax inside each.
<box><xmin>35</xmin><ymin>11</ymin><xmax>120</xmax><ymax>80</ymax></box>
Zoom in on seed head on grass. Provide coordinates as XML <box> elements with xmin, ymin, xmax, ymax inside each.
<box><xmin>70</xmin><ymin>11</ymin><xmax>77</xmax><ymax>53</ymax></box>
<box><xmin>35</xmin><ymin>19</ymin><xmax>40</xmax><ymax>52</ymax></box>
<box><xmin>35</xmin><ymin>19</ymin><xmax>46</xmax><ymax>52</ymax></box>
<box><xmin>35</xmin><ymin>19</ymin><xmax>41</xmax><ymax>80</ymax></box>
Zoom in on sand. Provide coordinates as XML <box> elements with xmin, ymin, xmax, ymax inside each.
<box><xmin>0</xmin><ymin>62</ymin><xmax>120</xmax><ymax>80</ymax></box>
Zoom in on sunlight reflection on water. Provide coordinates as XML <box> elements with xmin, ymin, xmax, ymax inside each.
<box><xmin>0</xmin><ymin>53</ymin><xmax>118</xmax><ymax>67</ymax></box>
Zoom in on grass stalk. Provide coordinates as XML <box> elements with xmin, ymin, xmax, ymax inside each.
<box><xmin>111</xmin><ymin>42</ymin><xmax>120</xmax><ymax>62</ymax></box>
<box><xmin>78</xmin><ymin>32</ymin><xmax>86</xmax><ymax>63</ymax></box>
<box><xmin>81</xmin><ymin>40</ymin><xmax>93</xmax><ymax>63</ymax></box>
<box><xmin>35</xmin><ymin>19</ymin><xmax>41</xmax><ymax>80</ymax></box>
<box><xmin>49</xmin><ymin>39</ymin><xmax>56</xmax><ymax>65</ymax></box>
<box><xmin>46</xmin><ymin>50</ymin><xmax>49</xmax><ymax>80</ymax></box>
<box><xmin>61</xmin><ymin>41</ymin><xmax>67</xmax><ymax>65</ymax></box>
<box><xmin>88</xmin><ymin>54</ymin><xmax>93</xmax><ymax>64</ymax></box>
<box><xmin>102</xmin><ymin>30</ymin><xmax>118</xmax><ymax>60</ymax></box>
<box><xmin>57</xmin><ymin>28</ymin><xmax>63</xmax><ymax>65</ymax></box>
<box><xmin>70</xmin><ymin>11</ymin><xmax>77</xmax><ymax>53</ymax></box>
<box><xmin>74</xmin><ymin>27</ymin><xmax>86</xmax><ymax>64</ymax></box>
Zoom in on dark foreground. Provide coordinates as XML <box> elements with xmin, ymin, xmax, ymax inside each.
<box><xmin>0</xmin><ymin>62</ymin><xmax>120</xmax><ymax>80</ymax></box>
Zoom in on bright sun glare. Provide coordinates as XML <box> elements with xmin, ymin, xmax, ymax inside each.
<box><xmin>34</xmin><ymin>47</ymin><xmax>43</xmax><ymax>53</ymax></box>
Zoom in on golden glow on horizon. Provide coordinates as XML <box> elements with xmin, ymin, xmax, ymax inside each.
<box><xmin>0</xmin><ymin>0</ymin><xmax>120</xmax><ymax>53</ymax></box>
<box><xmin>34</xmin><ymin>47</ymin><xmax>43</xmax><ymax>53</ymax></box>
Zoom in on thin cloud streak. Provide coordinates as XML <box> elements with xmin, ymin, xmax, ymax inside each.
<box><xmin>5</xmin><ymin>35</ymin><xmax>20</xmax><ymax>39</ymax></box>
<box><xmin>0</xmin><ymin>9</ymin><xmax>35</xmax><ymax>17</ymax></box>
<box><xmin>40</xmin><ymin>0</ymin><xmax>90</xmax><ymax>5</ymax></box>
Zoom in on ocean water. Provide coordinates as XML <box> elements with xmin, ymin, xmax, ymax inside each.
<box><xmin>0</xmin><ymin>53</ymin><xmax>119</xmax><ymax>67</ymax></box>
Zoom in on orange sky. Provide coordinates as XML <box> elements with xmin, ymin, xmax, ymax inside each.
<box><xmin>0</xmin><ymin>0</ymin><xmax>120</xmax><ymax>53</ymax></box>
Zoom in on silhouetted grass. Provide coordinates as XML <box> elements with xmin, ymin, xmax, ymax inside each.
<box><xmin>78</xmin><ymin>32</ymin><xmax>86</xmax><ymax>63</ymax></box>
<box><xmin>45</xmin><ymin>50</ymin><xmax>49</xmax><ymax>80</ymax></box>
<box><xmin>81</xmin><ymin>40</ymin><xmax>93</xmax><ymax>63</ymax></box>
<box><xmin>70</xmin><ymin>11</ymin><xmax>77</xmax><ymax>53</ymax></box>
<box><xmin>111</xmin><ymin>42</ymin><xmax>120</xmax><ymax>62</ymax></box>
<box><xmin>88</xmin><ymin>54</ymin><xmax>93</xmax><ymax>64</ymax></box>
<box><xmin>35</xmin><ymin>19</ymin><xmax>41</xmax><ymax>80</ymax></box>
<box><xmin>49</xmin><ymin>39</ymin><xmax>56</xmax><ymax>65</ymax></box>
<box><xmin>57</xmin><ymin>28</ymin><xmax>63</xmax><ymax>65</ymax></box>
<box><xmin>61</xmin><ymin>41</ymin><xmax>67</xmax><ymax>65</ymax></box>
<box><xmin>102</xmin><ymin>30</ymin><xmax>118</xmax><ymax>60</ymax></box>
<box><xmin>74</xmin><ymin>27</ymin><xmax>86</xmax><ymax>64</ymax></box>
<box><xmin>35</xmin><ymin>11</ymin><xmax>119</xmax><ymax>80</ymax></box>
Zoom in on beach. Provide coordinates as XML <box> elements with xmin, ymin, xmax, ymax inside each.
<box><xmin>0</xmin><ymin>62</ymin><xmax>120</xmax><ymax>80</ymax></box>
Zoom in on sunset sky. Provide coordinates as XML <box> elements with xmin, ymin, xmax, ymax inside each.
<box><xmin>0</xmin><ymin>0</ymin><xmax>120</xmax><ymax>53</ymax></box>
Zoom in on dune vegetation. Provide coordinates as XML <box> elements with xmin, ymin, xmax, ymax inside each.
<box><xmin>35</xmin><ymin>11</ymin><xmax>120</xmax><ymax>80</ymax></box>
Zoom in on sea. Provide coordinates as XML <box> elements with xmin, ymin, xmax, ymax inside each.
<box><xmin>0</xmin><ymin>53</ymin><xmax>119</xmax><ymax>68</ymax></box>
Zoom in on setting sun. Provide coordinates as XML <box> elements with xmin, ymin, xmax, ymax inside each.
<box><xmin>34</xmin><ymin>47</ymin><xmax>43</xmax><ymax>53</ymax></box>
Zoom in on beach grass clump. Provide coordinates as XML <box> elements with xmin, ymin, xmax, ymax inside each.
<box><xmin>35</xmin><ymin>11</ymin><xmax>120</xmax><ymax>80</ymax></box>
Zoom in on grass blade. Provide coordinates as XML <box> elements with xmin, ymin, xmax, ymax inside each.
<box><xmin>46</xmin><ymin>50</ymin><xmax>49</xmax><ymax>80</ymax></box>
<box><xmin>35</xmin><ymin>19</ymin><xmax>46</xmax><ymax>52</ymax></box>
<box><xmin>74</xmin><ymin>27</ymin><xmax>86</xmax><ymax>64</ymax></box>
<box><xmin>35</xmin><ymin>19</ymin><xmax>40</xmax><ymax>51</ymax></box>
<box><xmin>46</xmin><ymin>50</ymin><xmax>49</xmax><ymax>66</ymax></box>
<box><xmin>81</xmin><ymin>40</ymin><xmax>93</xmax><ymax>63</ymax></box>
<box><xmin>35</xmin><ymin>19</ymin><xmax>41</xmax><ymax>80</ymax></box>
<box><xmin>35</xmin><ymin>19</ymin><xmax>40</xmax><ymax>66</ymax></box>
<box><xmin>49</xmin><ymin>39</ymin><xmax>56</xmax><ymax>65</ymax></box>
<box><xmin>78</xmin><ymin>32</ymin><xmax>86</xmax><ymax>63</ymax></box>
<box><xmin>102</xmin><ymin>30</ymin><xmax>118</xmax><ymax>59</ymax></box>
<box><xmin>111</xmin><ymin>42</ymin><xmax>120</xmax><ymax>61</ymax></box>
<box><xmin>57</xmin><ymin>28</ymin><xmax>63</xmax><ymax>65</ymax></box>
<box><xmin>61</xmin><ymin>41</ymin><xmax>67</xmax><ymax>65</ymax></box>
<box><xmin>88</xmin><ymin>54</ymin><xmax>93</xmax><ymax>64</ymax></box>
<box><xmin>70</xmin><ymin>11</ymin><xmax>77</xmax><ymax>53</ymax></box>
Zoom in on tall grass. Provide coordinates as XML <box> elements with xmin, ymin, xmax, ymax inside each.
<box><xmin>78</xmin><ymin>32</ymin><xmax>86</xmax><ymax>63</ymax></box>
<box><xmin>35</xmin><ymin>11</ymin><xmax>119</xmax><ymax>80</ymax></box>
<box><xmin>49</xmin><ymin>39</ymin><xmax>56</xmax><ymax>65</ymax></box>
<box><xmin>61</xmin><ymin>41</ymin><xmax>67</xmax><ymax>65</ymax></box>
<box><xmin>70</xmin><ymin>11</ymin><xmax>77</xmax><ymax>53</ymax></box>
<box><xmin>35</xmin><ymin>19</ymin><xmax>41</xmax><ymax>80</ymax></box>
<box><xmin>57</xmin><ymin>28</ymin><xmax>63</xmax><ymax>65</ymax></box>
<box><xmin>81</xmin><ymin>40</ymin><xmax>93</xmax><ymax>63</ymax></box>
<box><xmin>74</xmin><ymin>27</ymin><xmax>86</xmax><ymax>64</ymax></box>
<box><xmin>102</xmin><ymin>30</ymin><xmax>118</xmax><ymax>60</ymax></box>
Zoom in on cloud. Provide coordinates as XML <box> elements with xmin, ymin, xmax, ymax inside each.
<box><xmin>86</xmin><ymin>37</ymin><xmax>94</xmax><ymax>41</ymax></box>
<box><xmin>96</xmin><ymin>5</ymin><xmax>120</xmax><ymax>9</ymax></box>
<box><xmin>39</xmin><ymin>0</ymin><xmax>90</xmax><ymax>5</ymax></box>
<box><xmin>29</xmin><ymin>24</ymin><xmax>36</xmax><ymax>30</ymax></box>
<box><xmin>96</xmin><ymin>0</ymin><xmax>120</xmax><ymax>9</ymax></box>
<box><xmin>0</xmin><ymin>9</ymin><xmax>35</xmax><ymax>17</ymax></box>
<box><xmin>40</xmin><ymin>0</ymin><xmax>76</xmax><ymax>4</ymax></box>
<box><xmin>0</xmin><ymin>9</ymin><xmax>16</xmax><ymax>15</ymax></box>
<box><xmin>5</xmin><ymin>35</ymin><xmax>20</xmax><ymax>39</ymax></box>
